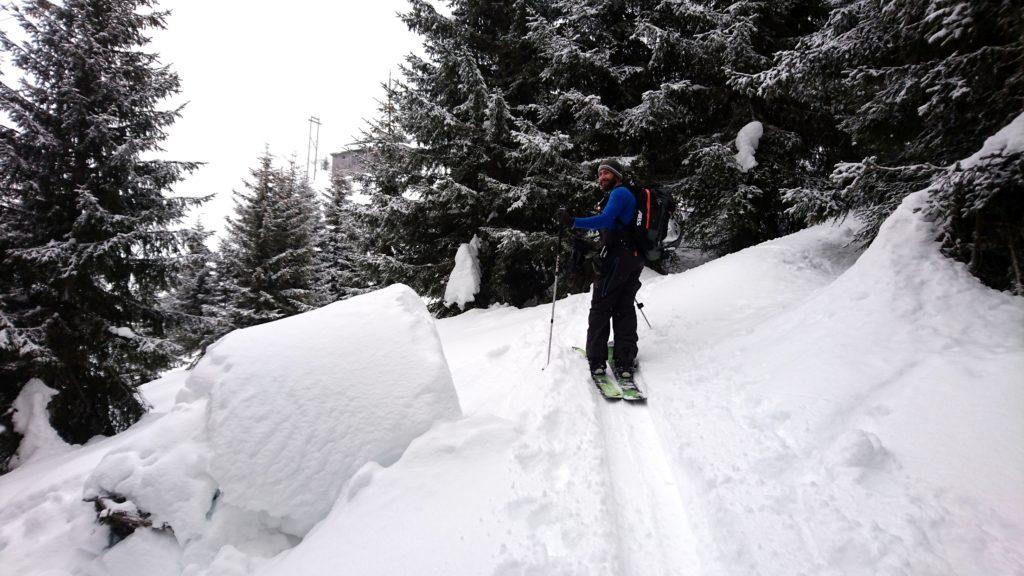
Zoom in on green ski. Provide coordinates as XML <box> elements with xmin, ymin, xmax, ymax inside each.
<box><xmin>607</xmin><ymin>343</ymin><xmax>646</xmax><ymax>402</ymax></box>
<box><xmin>571</xmin><ymin>346</ymin><xmax>622</xmax><ymax>400</ymax></box>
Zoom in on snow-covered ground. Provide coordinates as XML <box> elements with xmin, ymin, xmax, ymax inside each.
<box><xmin>1</xmin><ymin>190</ymin><xmax>1022</xmax><ymax>575</ymax></box>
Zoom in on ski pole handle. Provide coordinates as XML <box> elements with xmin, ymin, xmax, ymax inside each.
<box><xmin>635</xmin><ymin>299</ymin><xmax>652</xmax><ymax>329</ymax></box>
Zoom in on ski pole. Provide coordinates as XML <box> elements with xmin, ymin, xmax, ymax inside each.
<box><xmin>635</xmin><ymin>299</ymin><xmax>652</xmax><ymax>329</ymax></box>
<box><xmin>544</xmin><ymin>233</ymin><xmax>562</xmax><ymax>369</ymax></box>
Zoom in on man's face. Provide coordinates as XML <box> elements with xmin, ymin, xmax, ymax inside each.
<box><xmin>598</xmin><ymin>168</ymin><xmax>620</xmax><ymax>192</ymax></box>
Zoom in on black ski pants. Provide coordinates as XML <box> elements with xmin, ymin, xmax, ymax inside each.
<box><xmin>586</xmin><ymin>245</ymin><xmax>644</xmax><ymax>370</ymax></box>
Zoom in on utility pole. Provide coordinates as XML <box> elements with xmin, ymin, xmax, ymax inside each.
<box><xmin>305</xmin><ymin>115</ymin><xmax>321</xmax><ymax>183</ymax></box>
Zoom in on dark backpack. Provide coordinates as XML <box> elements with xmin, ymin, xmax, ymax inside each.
<box><xmin>628</xmin><ymin>184</ymin><xmax>678</xmax><ymax>263</ymax></box>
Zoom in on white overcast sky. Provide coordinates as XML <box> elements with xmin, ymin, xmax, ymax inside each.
<box><xmin>148</xmin><ymin>0</ymin><xmax>428</xmax><ymax>236</ymax></box>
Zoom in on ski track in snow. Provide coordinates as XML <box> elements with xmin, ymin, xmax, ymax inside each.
<box><xmin>555</xmin><ymin>295</ymin><xmax>702</xmax><ymax>576</ymax></box>
<box><xmin>487</xmin><ymin>296</ymin><xmax>704</xmax><ymax>575</ymax></box>
<box><xmin>593</xmin><ymin>393</ymin><xmax>702</xmax><ymax>576</ymax></box>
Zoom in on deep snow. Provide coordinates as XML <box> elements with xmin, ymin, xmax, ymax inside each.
<box><xmin>1</xmin><ymin>191</ymin><xmax>1022</xmax><ymax>575</ymax></box>
<box><xmin>1</xmin><ymin>284</ymin><xmax>461</xmax><ymax>576</ymax></box>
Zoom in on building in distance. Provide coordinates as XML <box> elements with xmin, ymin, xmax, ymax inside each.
<box><xmin>330</xmin><ymin>147</ymin><xmax>368</xmax><ymax>180</ymax></box>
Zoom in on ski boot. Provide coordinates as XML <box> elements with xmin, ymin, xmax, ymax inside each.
<box><xmin>613</xmin><ymin>363</ymin><xmax>645</xmax><ymax>401</ymax></box>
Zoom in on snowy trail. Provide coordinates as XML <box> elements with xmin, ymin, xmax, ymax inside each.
<box><xmin>436</xmin><ymin>223</ymin><xmax>867</xmax><ymax>575</ymax></box>
<box><xmin>539</xmin><ymin>293</ymin><xmax>706</xmax><ymax>576</ymax></box>
<box><xmin>593</xmin><ymin>396</ymin><xmax>703</xmax><ymax>576</ymax></box>
<box><xmin>439</xmin><ymin>294</ymin><xmax>707</xmax><ymax>575</ymax></box>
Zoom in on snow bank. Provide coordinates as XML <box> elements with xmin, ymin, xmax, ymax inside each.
<box><xmin>655</xmin><ymin>191</ymin><xmax>1024</xmax><ymax>574</ymax></box>
<box><xmin>444</xmin><ymin>235</ymin><xmax>482</xmax><ymax>310</ymax></box>
<box><xmin>9</xmin><ymin>379</ymin><xmax>71</xmax><ymax>467</ymax></box>
<box><xmin>808</xmin><ymin>190</ymin><xmax>1024</xmax><ymax>505</ymax></box>
<box><xmin>256</xmin><ymin>416</ymin><xmax>531</xmax><ymax>576</ymax></box>
<box><xmin>80</xmin><ymin>283</ymin><xmax>460</xmax><ymax>572</ymax></box>
<box><xmin>734</xmin><ymin>120</ymin><xmax>763</xmax><ymax>172</ymax></box>
<box><xmin>182</xmin><ymin>283</ymin><xmax>461</xmax><ymax>535</ymax></box>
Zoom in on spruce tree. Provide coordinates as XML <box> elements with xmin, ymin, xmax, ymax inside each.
<box><xmin>645</xmin><ymin>1</ymin><xmax>833</xmax><ymax>254</ymax></box>
<box><xmin>219</xmin><ymin>152</ymin><xmax>326</xmax><ymax>330</ymax></box>
<box><xmin>353</xmin><ymin>79</ymin><xmax>428</xmax><ymax>294</ymax></box>
<box><xmin>383</xmin><ymin>0</ymin><xmax>593</xmax><ymax>309</ymax></box>
<box><xmin>219</xmin><ymin>151</ymin><xmax>280</xmax><ymax>329</ymax></box>
<box><xmin>321</xmin><ymin>174</ymin><xmax>364</xmax><ymax>302</ymax></box>
<box><xmin>527</xmin><ymin>0</ymin><xmax>829</xmax><ymax>255</ymax></box>
<box><xmin>928</xmin><ymin>136</ymin><xmax>1024</xmax><ymax>294</ymax></box>
<box><xmin>361</xmin><ymin>0</ymin><xmax>838</xmax><ymax>305</ymax></box>
<box><xmin>0</xmin><ymin>0</ymin><xmax>203</xmax><ymax>456</ymax></box>
<box><xmin>163</xmin><ymin>222</ymin><xmax>227</xmax><ymax>355</ymax></box>
<box><xmin>267</xmin><ymin>160</ymin><xmax>327</xmax><ymax>313</ymax></box>
<box><xmin>739</xmin><ymin>0</ymin><xmax>1024</xmax><ymax>242</ymax></box>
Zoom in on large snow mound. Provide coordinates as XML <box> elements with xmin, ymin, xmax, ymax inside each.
<box><xmin>75</xmin><ymin>284</ymin><xmax>461</xmax><ymax>574</ymax></box>
<box><xmin>751</xmin><ymin>189</ymin><xmax>1024</xmax><ymax>507</ymax></box>
<box><xmin>178</xmin><ymin>283</ymin><xmax>461</xmax><ymax>535</ymax></box>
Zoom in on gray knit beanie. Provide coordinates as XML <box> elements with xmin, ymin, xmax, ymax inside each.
<box><xmin>597</xmin><ymin>158</ymin><xmax>624</xmax><ymax>180</ymax></box>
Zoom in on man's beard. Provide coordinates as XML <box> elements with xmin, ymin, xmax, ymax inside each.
<box><xmin>599</xmin><ymin>179</ymin><xmax>618</xmax><ymax>192</ymax></box>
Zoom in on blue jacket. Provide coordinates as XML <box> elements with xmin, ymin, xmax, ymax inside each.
<box><xmin>574</xmin><ymin>186</ymin><xmax>636</xmax><ymax>231</ymax></box>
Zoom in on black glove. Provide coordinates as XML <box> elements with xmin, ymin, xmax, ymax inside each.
<box><xmin>557</xmin><ymin>208</ymin><xmax>575</xmax><ymax>228</ymax></box>
<box><xmin>567</xmin><ymin>235</ymin><xmax>592</xmax><ymax>277</ymax></box>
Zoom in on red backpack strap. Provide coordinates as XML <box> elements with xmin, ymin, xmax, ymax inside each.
<box><xmin>644</xmin><ymin>188</ymin><xmax>652</xmax><ymax>230</ymax></box>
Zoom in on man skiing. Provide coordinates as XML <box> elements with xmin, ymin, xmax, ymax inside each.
<box><xmin>560</xmin><ymin>159</ymin><xmax>645</xmax><ymax>388</ymax></box>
